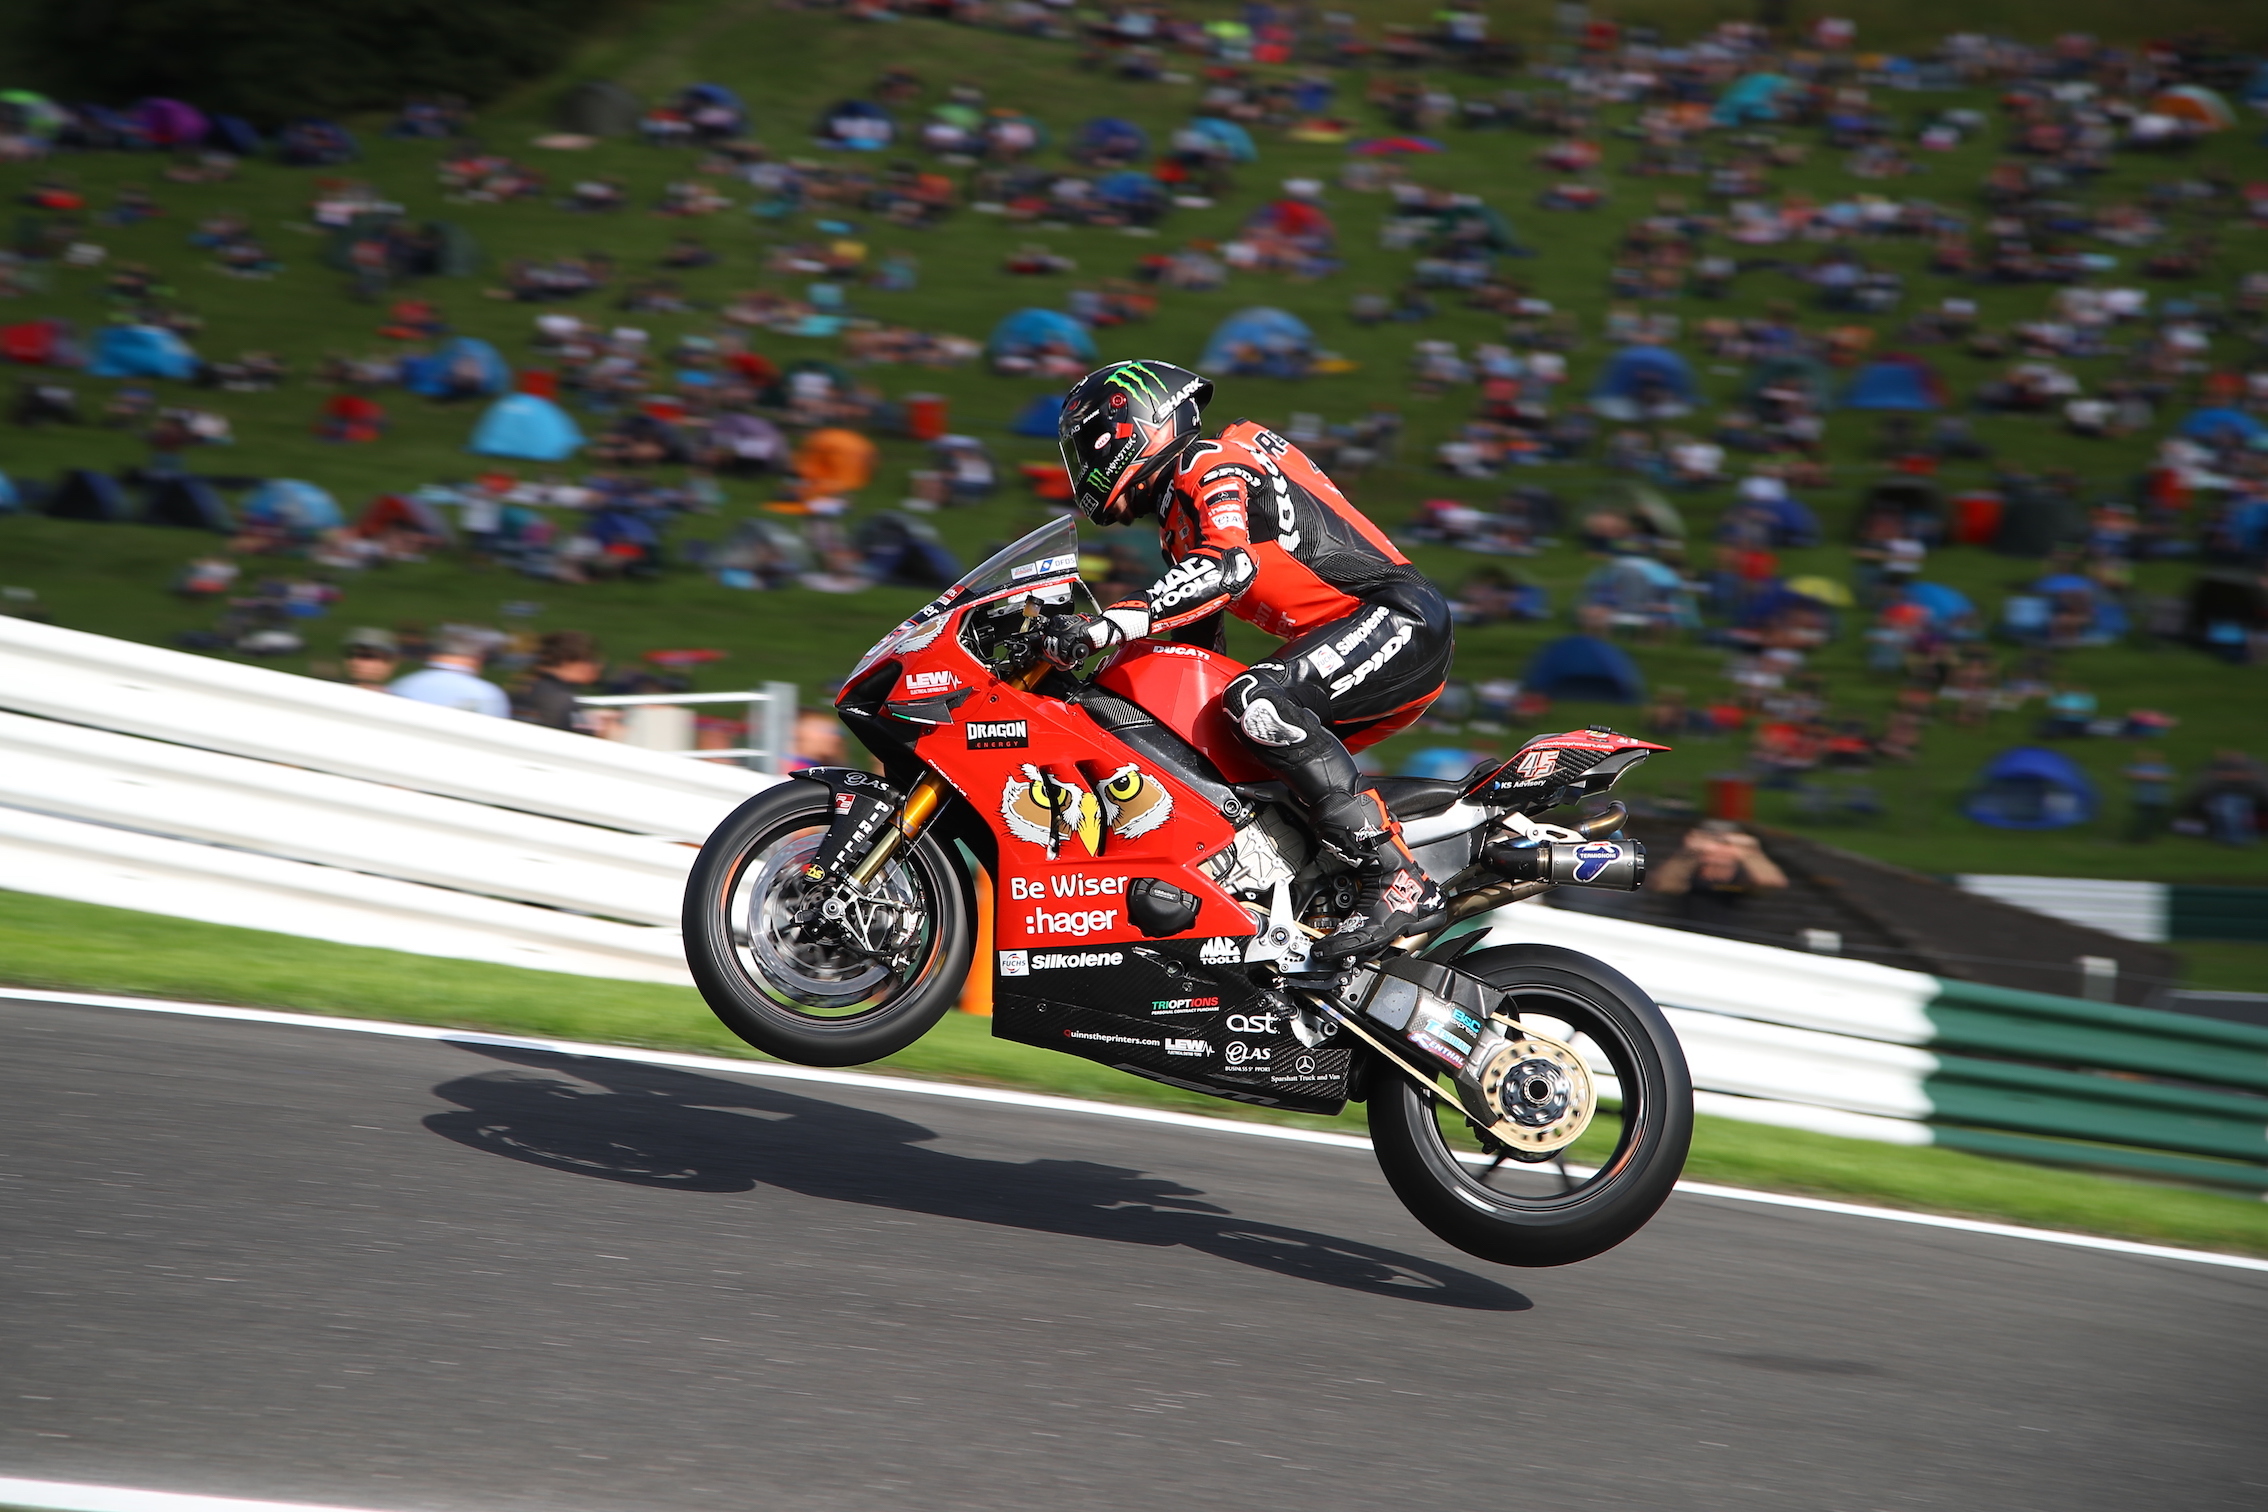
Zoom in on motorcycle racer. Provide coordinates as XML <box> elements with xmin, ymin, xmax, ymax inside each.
<box><xmin>1054</xmin><ymin>359</ymin><xmax>1451</xmax><ymax>965</ymax></box>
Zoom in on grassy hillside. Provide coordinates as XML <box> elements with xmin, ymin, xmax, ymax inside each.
<box><xmin>0</xmin><ymin>3</ymin><xmax>2264</xmax><ymax>893</ymax></box>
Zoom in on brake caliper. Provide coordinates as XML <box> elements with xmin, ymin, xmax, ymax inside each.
<box><xmin>784</xmin><ymin>768</ymin><xmax>917</xmax><ymax>959</ymax></box>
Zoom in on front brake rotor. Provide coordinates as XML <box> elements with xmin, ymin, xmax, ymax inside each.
<box><xmin>1462</xmin><ymin>1025</ymin><xmax>1596</xmax><ymax>1159</ymax></box>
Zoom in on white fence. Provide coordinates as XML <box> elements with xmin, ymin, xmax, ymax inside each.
<box><xmin>1956</xmin><ymin>874</ymin><xmax>2167</xmax><ymax>943</ymax></box>
<box><xmin>0</xmin><ymin>617</ymin><xmax>768</xmax><ymax>837</ymax></box>
<box><xmin>0</xmin><ymin>618</ymin><xmax>783</xmax><ymax>983</ymax></box>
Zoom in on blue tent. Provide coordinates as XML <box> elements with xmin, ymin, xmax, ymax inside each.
<box><xmin>1200</xmin><ymin>306</ymin><xmax>1314</xmax><ymax>376</ymax></box>
<box><xmin>1009</xmin><ymin>392</ymin><xmax>1066</xmax><ymax>438</ymax></box>
<box><xmin>1523</xmin><ymin>635</ymin><xmax>1645</xmax><ymax>703</ymax></box>
<box><xmin>857</xmin><ymin>511</ymin><xmax>962</xmax><ymax>587</ymax></box>
<box><xmin>1590</xmin><ymin>345</ymin><xmax>1699</xmax><ymax>420</ymax></box>
<box><xmin>0</xmin><ymin>470</ymin><xmax>17</xmax><ymax>514</ymax></box>
<box><xmin>1901</xmin><ymin>580</ymin><xmax>1977</xmax><ymax>630</ymax></box>
<box><xmin>88</xmin><ymin>325</ymin><xmax>198</xmax><ymax>380</ymax></box>
<box><xmin>817</xmin><ymin>99</ymin><xmax>894</xmax><ymax>150</ymax></box>
<box><xmin>1737</xmin><ymin>580</ymin><xmax>1842</xmax><ymax>631</ymax></box>
<box><xmin>1095</xmin><ymin>171</ymin><xmax>1167</xmax><ymax>213</ymax></box>
<box><xmin>469</xmin><ymin>394</ymin><xmax>583</xmax><ymax>461</ymax></box>
<box><xmin>1582</xmin><ymin>558</ymin><xmax>1698</xmax><ymax>629</ymax></box>
<box><xmin>1732</xmin><ymin>492</ymin><xmax>1822</xmax><ymax>548</ymax></box>
<box><xmin>142</xmin><ymin>475</ymin><xmax>234</xmax><ymax>531</ymax></box>
<box><xmin>1713</xmin><ymin>72</ymin><xmax>1791</xmax><ymax>126</ymax></box>
<box><xmin>208</xmin><ymin>115</ymin><xmax>261</xmax><ymax>156</ymax></box>
<box><xmin>1842</xmin><ymin>356</ymin><xmax>1945</xmax><ymax>411</ymax></box>
<box><xmin>1074</xmin><ymin>116</ymin><xmax>1150</xmax><ymax>163</ymax></box>
<box><xmin>986</xmin><ymin>308</ymin><xmax>1096</xmax><ymax>363</ymax></box>
<box><xmin>2031</xmin><ymin>573</ymin><xmax>2130</xmax><ymax>643</ymax></box>
<box><xmin>685</xmin><ymin>83</ymin><xmax>744</xmax><ymax>112</ymax></box>
<box><xmin>2178</xmin><ymin>408</ymin><xmax>2267</xmax><ymax>445</ymax></box>
<box><xmin>47</xmin><ymin>469</ymin><xmax>131</xmax><ymax>522</ymax></box>
<box><xmin>241</xmin><ymin>479</ymin><xmax>344</xmax><ymax>534</ymax></box>
<box><xmin>1964</xmin><ymin>746</ymin><xmax>2096</xmax><ymax>830</ymax></box>
<box><xmin>1187</xmin><ymin>116</ymin><xmax>1257</xmax><ymax>162</ymax></box>
<box><xmin>401</xmin><ymin>337</ymin><xmax>510</xmax><ymax>398</ymax></box>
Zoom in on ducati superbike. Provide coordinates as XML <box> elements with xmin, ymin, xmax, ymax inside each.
<box><xmin>684</xmin><ymin>518</ymin><xmax>1693</xmax><ymax>1267</ymax></box>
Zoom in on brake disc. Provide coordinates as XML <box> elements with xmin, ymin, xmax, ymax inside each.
<box><xmin>1464</xmin><ymin>1025</ymin><xmax>1596</xmax><ymax>1158</ymax></box>
<box><xmin>744</xmin><ymin>834</ymin><xmax>917</xmax><ymax>1007</ymax></box>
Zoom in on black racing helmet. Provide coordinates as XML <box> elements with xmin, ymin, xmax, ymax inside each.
<box><xmin>1057</xmin><ymin>360</ymin><xmax>1213</xmax><ymax>525</ymax></box>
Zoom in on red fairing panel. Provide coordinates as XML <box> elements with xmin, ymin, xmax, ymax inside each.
<box><xmin>1092</xmin><ymin>639</ymin><xmax>1273</xmax><ymax>784</ymax></box>
<box><xmin>909</xmin><ymin>678</ymin><xmax>1255</xmax><ymax>952</ymax></box>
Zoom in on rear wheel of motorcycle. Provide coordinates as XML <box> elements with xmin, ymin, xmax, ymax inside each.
<box><xmin>1368</xmin><ymin>944</ymin><xmax>1692</xmax><ymax>1268</ymax></box>
<box><xmin>683</xmin><ymin>783</ymin><xmax>970</xmax><ymax>1067</ymax></box>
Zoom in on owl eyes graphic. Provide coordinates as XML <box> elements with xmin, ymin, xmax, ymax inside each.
<box><xmin>1098</xmin><ymin>763</ymin><xmax>1173</xmax><ymax>838</ymax></box>
<box><xmin>1001</xmin><ymin>765</ymin><xmax>1173</xmax><ymax>855</ymax></box>
<box><xmin>1001</xmin><ymin>765</ymin><xmax>1101</xmax><ymax>858</ymax></box>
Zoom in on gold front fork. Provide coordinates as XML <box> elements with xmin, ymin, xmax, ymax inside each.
<box><xmin>849</xmin><ymin>770</ymin><xmax>951</xmax><ymax>887</ymax></box>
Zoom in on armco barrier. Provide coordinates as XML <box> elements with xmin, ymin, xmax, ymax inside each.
<box><xmin>1927</xmin><ymin>978</ymin><xmax>2268</xmax><ymax>1094</ymax></box>
<box><xmin>0</xmin><ymin>806</ymin><xmax>693</xmax><ymax>984</ymax></box>
<box><xmin>1473</xmin><ymin>903</ymin><xmax>2268</xmax><ymax>1189</ymax></box>
<box><xmin>0</xmin><ymin>710</ymin><xmax>691</xmax><ymax>926</ymax></box>
<box><xmin>0</xmin><ymin>618</ymin><xmax>781</xmax><ymax>982</ymax></box>
<box><xmin>0</xmin><ymin>617</ymin><xmax>770</xmax><ymax>838</ymax></box>
<box><xmin>1958</xmin><ymin>873</ymin><xmax>2268</xmax><ymax>944</ymax></box>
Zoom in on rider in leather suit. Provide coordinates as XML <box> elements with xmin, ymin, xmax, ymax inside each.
<box><xmin>1054</xmin><ymin>359</ymin><xmax>1450</xmax><ymax>965</ymax></box>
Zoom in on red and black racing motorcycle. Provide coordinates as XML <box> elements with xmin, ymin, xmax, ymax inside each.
<box><xmin>684</xmin><ymin>519</ymin><xmax>1692</xmax><ymax>1267</ymax></box>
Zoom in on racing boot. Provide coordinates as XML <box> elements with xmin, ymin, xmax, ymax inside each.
<box><xmin>1305</xmin><ymin>791</ymin><xmax>1447</xmax><ymax>969</ymax></box>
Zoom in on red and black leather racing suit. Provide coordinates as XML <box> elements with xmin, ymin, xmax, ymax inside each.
<box><xmin>1095</xmin><ymin>420</ymin><xmax>1453</xmax><ymax>857</ymax></box>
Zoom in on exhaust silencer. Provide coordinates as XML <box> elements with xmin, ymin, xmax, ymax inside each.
<box><xmin>1480</xmin><ymin>836</ymin><xmax>1647</xmax><ymax>890</ymax></box>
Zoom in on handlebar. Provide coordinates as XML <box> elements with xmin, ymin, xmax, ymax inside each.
<box><xmin>990</xmin><ymin>612</ymin><xmax>1095</xmax><ymax>685</ymax></box>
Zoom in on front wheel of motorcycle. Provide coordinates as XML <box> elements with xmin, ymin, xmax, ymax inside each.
<box><xmin>1368</xmin><ymin>944</ymin><xmax>1692</xmax><ymax>1268</ymax></box>
<box><xmin>683</xmin><ymin>782</ymin><xmax>970</xmax><ymax>1067</ymax></box>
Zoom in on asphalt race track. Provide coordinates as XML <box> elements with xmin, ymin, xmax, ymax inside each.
<box><xmin>4</xmin><ymin>995</ymin><xmax>2265</xmax><ymax>1512</ymax></box>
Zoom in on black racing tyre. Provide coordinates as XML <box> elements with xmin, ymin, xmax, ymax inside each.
<box><xmin>1368</xmin><ymin>943</ymin><xmax>1692</xmax><ymax>1268</ymax></box>
<box><xmin>683</xmin><ymin>781</ymin><xmax>970</xmax><ymax>1067</ymax></box>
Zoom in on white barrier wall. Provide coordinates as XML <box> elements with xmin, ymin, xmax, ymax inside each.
<box><xmin>1474</xmin><ymin>901</ymin><xmax>1939</xmax><ymax>1043</ymax></box>
<box><xmin>0</xmin><ymin>807</ymin><xmax>694</xmax><ymax>984</ymax></box>
<box><xmin>1956</xmin><ymin>874</ymin><xmax>2168</xmax><ymax>943</ymax></box>
<box><xmin>0</xmin><ymin>617</ymin><xmax>769</xmax><ymax>837</ymax></box>
<box><xmin>0</xmin><ymin>619</ymin><xmax>783</xmax><ymax>984</ymax></box>
<box><xmin>0</xmin><ymin>712</ymin><xmax>692</xmax><ymax>926</ymax></box>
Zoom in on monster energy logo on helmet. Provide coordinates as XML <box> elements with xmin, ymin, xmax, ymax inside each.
<box><xmin>1106</xmin><ymin>361</ymin><xmax>1174</xmax><ymax>402</ymax></box>
<box><xmin>1057</xmin><ymin>359</ymin><xmax>1214</xmax><ymax>525</ymax></box>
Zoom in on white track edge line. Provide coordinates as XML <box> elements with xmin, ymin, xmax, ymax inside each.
<box><xmin>7</xmin><ymin>986</ymin><xmax>2265</xmax><ymax>1274</ymax></box>
<box><xmin>0</xmin><ymin>1476</ymin><xmax>400</xmax><ymax>1512</ymax></box>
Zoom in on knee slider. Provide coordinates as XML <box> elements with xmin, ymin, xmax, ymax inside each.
<box><xmin>1225</xmin><ymin>669</ymin><xmax>1318</xmax><ymax>750</ymax></box>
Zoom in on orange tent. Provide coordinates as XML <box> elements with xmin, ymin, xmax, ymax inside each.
<box><xmin>794</xmin><ymin>426</ymin><xmax>878</xmax><ymax>500</ymax></box>
<box><xmin>2148</xmin><ymin>86</ymin><xmax>2235</xmax><ymax>131</ymax></box>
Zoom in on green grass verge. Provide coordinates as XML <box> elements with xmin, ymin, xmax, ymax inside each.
<box><xmin>4</xmin><ymin>887</ymin><xmax>2264</xmax><ymax>1257</ymax></box>
<box><xmin>2164</xmin><ymin>941</ymin><xmax>2268</xmax><ymax>996</ymax></box>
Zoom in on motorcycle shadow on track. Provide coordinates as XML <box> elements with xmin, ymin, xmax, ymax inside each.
<box><xmin>423</xmin><ymin>1043</ymin><xmax>1529</xmax><ymax>1312</ymax></box>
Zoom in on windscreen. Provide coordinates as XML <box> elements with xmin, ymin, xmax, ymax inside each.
<box><xmin>847</xmin><ymin>517</ymin><xmax>1085</xmax><ymax>678</ymax></box>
